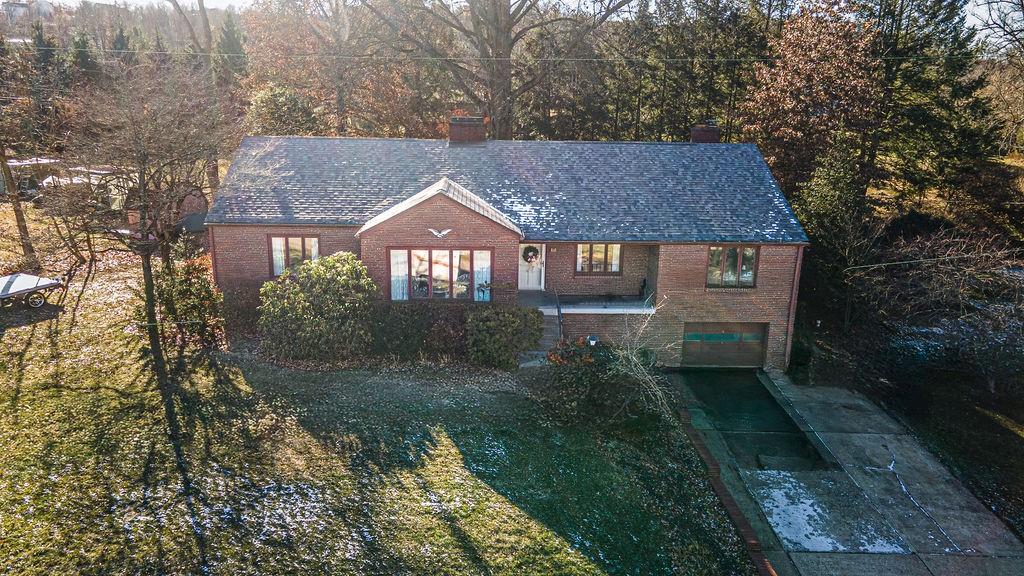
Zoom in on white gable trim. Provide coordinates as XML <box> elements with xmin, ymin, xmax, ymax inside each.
<box><xmin>355</xmin><ymin>177</ymin><xmax>524</xmax><ymax>238</ymax></box>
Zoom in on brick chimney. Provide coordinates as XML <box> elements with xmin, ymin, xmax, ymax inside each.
<box><xmin>449</xmin><ymin>116</ymin><xmax>487</xmax><ymax>143</ymax></box>
<box><xmin>690</xmin><ymin>124</ymin><xmax>721</xmax><ymax>144</ymax></box>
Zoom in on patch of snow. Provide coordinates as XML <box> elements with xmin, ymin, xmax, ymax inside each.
<box><xmin>754</xmin><ymin>470</ymin><xmax>848</xmax><ymax>552</ymax></box>
<box><xmin>856</xmin><ymin>533</ymin><xmax>906</xmax><ymax>553</ymax></box>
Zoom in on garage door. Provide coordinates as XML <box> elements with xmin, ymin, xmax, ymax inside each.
<box><xmin>682</xmin><ymin>322</ymin><xmax>767</xmax><ymax>367</ymax></box>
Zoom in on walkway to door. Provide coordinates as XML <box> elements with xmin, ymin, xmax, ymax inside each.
<box><xmin>674</xmin><ymin>370</ymin><xmax>1024</xmax><ymax>576</ymax></box>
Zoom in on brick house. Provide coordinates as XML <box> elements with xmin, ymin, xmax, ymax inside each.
<box><xmin>206</xmin><ymin>118</ymin><xmax>808</xmax><ymax>370</ymax></box>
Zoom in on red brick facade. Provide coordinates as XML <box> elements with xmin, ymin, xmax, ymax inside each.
<box><xmin>357</xmin><ymin>194</ymin><xmax>521</xmax><ymax>303</ymax></box>
<box><xmin>554</xmin><ymin>244</ymin><xmax>803</xmax><ymax>370</ymax></box>
<box><xmin>208</xmin><ymin>224</ymin><xmax>361</xmax><ymax>303</ymax></box>
<box><xmin>648</xmin><ymin>244</ymin><xmax>803</xmax><ymax>369</ymax></box>
<box><xmin>209</xmin><ymin>214</ymin><xmax>803</xmax><ymax>369</ymax></box>
<box><xmin>541</xmin><ymin>243</ymin><xmax>653</xmax><ymax>298</ymax></box>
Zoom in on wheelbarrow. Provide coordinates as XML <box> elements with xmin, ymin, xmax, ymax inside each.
<box><xmin>0</xmin><ymin>273</ymin><xmax>64</xmax><ymax>309</ymax></box>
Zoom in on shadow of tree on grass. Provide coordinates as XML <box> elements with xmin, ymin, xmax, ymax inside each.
<box><xmin>227</xmin><ymin>359</ymin><xmax>755</xmax><ymax>576</ymax></box>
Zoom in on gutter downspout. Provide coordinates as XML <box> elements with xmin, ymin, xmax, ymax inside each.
<box><xmin>784</xmin><ymin>245</ymin><xmax>805</xmax><ymax>369</ymax></box>
<box><xmin>208</xmin><ymin>226</ymin><xmax>219</xmax><ymax>287</ymax></box>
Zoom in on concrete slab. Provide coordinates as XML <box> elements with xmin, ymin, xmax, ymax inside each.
<box><xmin>770</xmin><ymin>381</ymin><xmax>906</xmax><ymax>435</ymax></box>
<box><xmin>819</xmin><ymin>432</ymin><xmax>1024</xmax><ymax>556</ymax></box>
<box><xmin>922</xmin><ymin>509</ymin><xmax>1024</xmax><ymax>557</ymax></box>
<box><xmin>838</xmin><ymin>462</ymin><xmax>959</xmax><ymax>554</ymax></box>
<box><xmin>788</xmin><ymin>552</ymin><xmax>931</xmax><ymax>576</ymax></box>
<box><xmin>743</xmin><ymin>469</ymin><xmax>908</xmax><ymax>553</ymax></box>
<box><xmin>794</xmin><ymin>400</ymin><xmax>906</xmax><ymax>435</ymax></box>
<box><xmin>680</xmin><ymin>371</ymin><xmax>1024</xmax><ymax>575</ymax></box>
<box><xmin>772</xmin><ymin>380</ymin><xmax>866</xmax><ymax>404</ymax></box>
<box><xmin>918</xmin><ymin>554</ymin><xmax>1024</xmax><ymax>575</ymax></box>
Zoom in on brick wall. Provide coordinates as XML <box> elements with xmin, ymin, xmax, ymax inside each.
<box><xmin>556</xmin><ymin>244</ymin><xmax>802</xmax><ymax>370</ymax></box>
<box><xmin>542</xmin><ymin>242</ymin><xmax>653</xmax><ymax>297</ymax></box>
<box><xmin>208</xmin><ymin>224</ymin><xmax>361</xmax><ymax>301</ymax></box>
<box><xmin>561</xmin><ymin>313</ymin><xmax>640</xmax><ymax>343</ymax></box>
<box><xmin>651</xmin><ymin>244</ymin><xmax>802</xmax><ymax>369</ymax></box>
<box><xmin>357</xmin><ymin>194</ymin><xmax>521</xmax><ymax>303</ymax></box>
<box><xmin>208</xmin><ymin>216</ymin><xmax>803</xmax><ymax>369</ymax></box>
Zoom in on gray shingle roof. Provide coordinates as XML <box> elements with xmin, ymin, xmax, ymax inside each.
<box><xmin>206</xmin><ymin>136</ymin><xmax>808</xmax><ymax>243</ymax></box>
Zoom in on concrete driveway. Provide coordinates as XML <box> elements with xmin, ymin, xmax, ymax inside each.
<box><xmin>678</xmin><ymin>371</ymin><xmax>1024</xmax><ymax>576</ymax></box>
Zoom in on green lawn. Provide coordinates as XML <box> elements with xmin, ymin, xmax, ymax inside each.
<box><xmin>0</xmin><ymin>260</ymin><xmax>753</xmax><ymax>575</ymax></box>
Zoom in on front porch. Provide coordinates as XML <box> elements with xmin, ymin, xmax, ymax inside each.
<box><xmin>517</xmin><ymin>290</ymin><xmax>656</xmax><ymax>316</ymax></box>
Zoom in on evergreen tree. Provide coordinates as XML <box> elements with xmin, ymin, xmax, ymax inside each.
<box><xmin>796</xmin><ymin>138</ymin><xmax>877</xmax><ymax>270</ymax></box>
<box><xmin>214</xmin><ymin>12</ymin><xmax>248</xmax><ymax>86</ymax></box>
<box><xmin>603</xmin><ymin>0</ymin><xmax>657</xmax><ymax>140</ymax></box>
<box><xmin>70</xmin><ymin>31</ymin><xmax>101</xmax><ymax>79</ymax></box>
<box><xmin>245</xmin><ymin>85</ymin><xmax>325</xmax><ymax>136</ymax></box>
<box><xmin>517</xmin><ymin>21</ymin><xmax>613</xmax><ymax>140</ymax></box>
<box><xmin>794</xmin><ymin>137</ymin><xmax>882</xmax><ymax>311</ymax></box>
<box><xmin>595</xmin><ymin>0</ymin><xmax>766</xmax><ymax>142</ymax></box>
<box><xmin>863</xmin><ymin>0</ymin><xmax>996</xmax><ymax>205</ymax></box>
<box><xmin>111</xmin><ymin>24</ymin><xmax>136</xmax><ymax>65</ymax></box>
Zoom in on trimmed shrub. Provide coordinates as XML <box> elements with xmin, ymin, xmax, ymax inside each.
<box><xmin>256</xmin><ymin>251</ymin><xmax>541</xmax><ymax>368</ymax></box>
<box><xmin>465</xmin><ymin>305</ymin><xmax>544</xmax><ymax>369</ymax></box>
<box><xmin>258</xmin><ymin>252</ymin><xmax>378</xmax><ymax>361</ymax></box>
<box><xmin>370</xmin><ymin>302</ymin><xmax>540</xmax><ymax>368</ymax></box>
<box><xmin>369</xmin><ymin>301</ymin><xmax>469</xmax><ymax>360</ymax></box>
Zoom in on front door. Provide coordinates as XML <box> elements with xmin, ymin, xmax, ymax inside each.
<box><xmin>518</xmin><ymin>243</ymin><xmax>545</xmax><ymax>290</ymax></box>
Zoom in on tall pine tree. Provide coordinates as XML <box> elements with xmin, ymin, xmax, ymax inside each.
<box><xmin>214</xmin><ymin>12</ymin><xmax>247</xmax><ymax>87</ymax></box>
<box><xmin>863</xmin><ymin>0</ymin><xmax>995</xmax><ymax>205</ymax></box>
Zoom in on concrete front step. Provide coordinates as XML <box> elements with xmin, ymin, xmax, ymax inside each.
<box><xmin>518</xmin><ymin>350</ymin><xmax>549</xmax><ymax>367</ymax></box>
<box><xmin>521</xmin><ymin>317</ymin><xmax>560</xmax><ymax>367</ymax></box>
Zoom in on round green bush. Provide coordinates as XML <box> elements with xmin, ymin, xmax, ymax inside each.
<box><xmin>258</xmin><ymin>252</ymin><xmax>378</xmax><ymax>361</ymax></box>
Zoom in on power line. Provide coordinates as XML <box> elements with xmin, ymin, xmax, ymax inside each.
<box><xmin>4</xmin><ymin>43</ymin><xmax>992</xmax><ymax>63</ymax></box>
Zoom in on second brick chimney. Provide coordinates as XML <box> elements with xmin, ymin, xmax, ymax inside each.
<box><xmin>449</xmin><ymin>116</ymin><xmax>487</xmax><ymax>144</ymax></box>
<box><xmin>690</xmin><ymin>124</ymin><xmax>721</xmax><ymax>144</ymax></box>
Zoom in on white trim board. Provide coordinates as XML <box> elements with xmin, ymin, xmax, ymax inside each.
<box><xmin>355</xmin><ymin>177</ymin><xmax>524</xmax><ymax>238</ymax></box>
<box><xmin>536</xmin><ymin>306</ymin><xmax>656</xmax><ymax>316</ymax></box>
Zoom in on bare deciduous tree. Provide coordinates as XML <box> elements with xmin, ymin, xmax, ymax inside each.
<box><xmin>64</xmin><ymin>62</ymin><xmax>229</xmax><ymax>387</ymax></box>
<box><xmin>363</xmin><ymin>0</ymin><xmax>632</xmax><ymax>139</ymax></box>
<box><xmin>607</xmin><ymin>295</ymin><xmax>673</xmax><ymax>420</ymax></box>
<box><xmin>246</xmin><ymin>0</ymin><xmax>378</xmax><ymax>134</ymax></box>
<box><xmin>165</xmin><ymin>0</ymin><xmax>225</xmax><ymax>189</ymax></box>
<box><xmin>981</xmin><ymin>0</ymin><xmax>1024</xmax><ymax>152</ymax></box>
<box><xmin>743</xmin><ymin>0</ymin><xmax>881</xmax><ymax>194</ymax></box>
<box><xmin>853</xmin><ymin>231</ymin><xmax>1024</xmax><ymax>323</ymax></box>
<box><xmin>980</xmin><ymin>0</ymin><xmax>1024</xmax><ymax>53</ymax></box>
<box><xmin>1</xmin><ymin>36</ymin><xmax>40</xmax><ymax>269</ymax></box>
